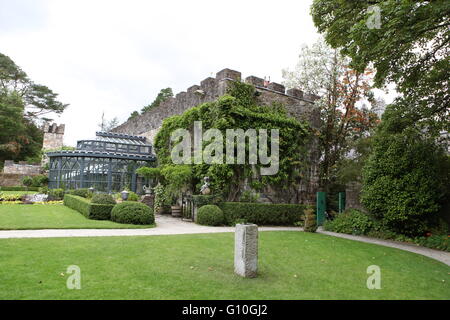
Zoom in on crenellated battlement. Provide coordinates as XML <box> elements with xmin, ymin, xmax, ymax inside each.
<box><xmin>111</xmin><ymin>68</ymin><xmax>321</xmax><ymax>144</ymax></box>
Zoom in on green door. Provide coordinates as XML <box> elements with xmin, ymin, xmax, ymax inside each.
<box><xmin>316</xmin><ymin>191</ymin><xmax>326</xmax><ymax>226</ymax></box>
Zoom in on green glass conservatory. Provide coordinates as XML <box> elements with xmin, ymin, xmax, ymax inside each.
<box><xmin>47</xmin><ymin>132</ymin><xmax>156</xmax><ymax>193</ymax></box>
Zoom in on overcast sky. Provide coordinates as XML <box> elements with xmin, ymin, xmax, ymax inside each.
<box><xmin>2</xmin><ymin>0</ymin><xmax>324</xmax><ymax>146</ymax></box>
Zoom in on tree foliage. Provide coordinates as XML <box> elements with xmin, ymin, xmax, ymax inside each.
<box><xmin>361</xmin><ymin>105</ymin><xmax>450</xmax><ymax>236</ymax></box>
<box><xmin>0</xmin><ymin>52</ymin><xmax>67</xmax><ymax>162</ymax></box>
<box><xmin>283</xmin><ymin>39</ymin><xmax>379</xmax><ymax>189</ymax></box>
<box><xmin>141</xmin><ymin>87</ymin><xmax>173</xmax><ymax>114</ymax></box>
<box><xmin>311</xmin><ymin>0</ymin><xmax>450</xmax><ymax>134</ymax></box>
<box><xmin>0</xmin><ymin>53</ymin><xmax>68</xmax><ymax>119</ymax></box>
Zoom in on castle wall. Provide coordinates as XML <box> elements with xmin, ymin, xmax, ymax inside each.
<box><xmin>111</xmin><ymin>68</ymin><xmax>321</xmax><ymax>204</ymax></box>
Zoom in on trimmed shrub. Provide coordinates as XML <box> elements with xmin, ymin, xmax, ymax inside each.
<box><xmin>218</xmin><ymin>202</ymin><xmax>306</xmax><ymax>226</ymax></box>
<box><xmin>91</xmin><ymin>193</ymin><xmax>116</xmax><ymax>205</ymax></box>
<box><xmin>197</xmin><ymin>205</ymin><xmax>225</xmax><ymax>226</ymax></box>
<box><xmin>21</xmin><ymin>176</ymin><xmax>33</xmax><ymax>188</ymax></box>
<box><xmin>111</xmin><ymin>201</ymin><xmax>154</xmax><ymax>225</ymax></box>
<box><xmin>324</xmin><ymin>209</ymin><xmax>373</xmax><ymax>235</ymax></box>
<box><xmin>63</xmin><ymin>194</ymin><xmax>114</xmax><ymax>220</ymax></box>
<box><xmin>303</xmin><ymin>208</ymin><xmax>317</xmax><ymax>232</ymax></box>
<box><xmin>66</xmin><ymin>188</ymin><xmax>92</xmax><ymax>198</ymax></box>
<box><xmin>48</xmin><ymin>188</ymin><xmax>65</xmax><ymax>200</ymax></box>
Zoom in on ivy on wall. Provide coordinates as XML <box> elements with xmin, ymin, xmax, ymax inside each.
<box><xmin>154</xmin><ymin>81</ymin><xmax>312</xmax><ymax>201</ymax></box>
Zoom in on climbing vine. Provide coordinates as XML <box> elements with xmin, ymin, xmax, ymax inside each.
<box><xmin>154</xmin><ymin>81</ymin><xmax>312</xmax><ymax>201</ymax></box>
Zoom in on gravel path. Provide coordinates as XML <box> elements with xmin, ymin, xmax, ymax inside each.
<box><xmin>0</xmin><ymin>215</ymin><xmax>448</xmax><ymax>266</ymax></box>
<box><xmin>0</xmin><ymin>214</ymin><xmax>299</xmax><ymax>239</ymax></box>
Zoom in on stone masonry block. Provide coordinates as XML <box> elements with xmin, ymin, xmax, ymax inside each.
<box><xmin>245</xmin><ymin>76</ymin><xmax>265</xmax><ymax>87</ymax></box>
<box><xmin>286</xmin><ymin>88</ymin><xmax>304</xmax><ymax>99</ymax></box>
<box><xmin>234</xmin><ymin>224</ymin><xmax>258</xmax><ymax>278</ymax></box>
<box><xmin>267</xmin><ymin>82</ymin><xmax>285</xmax><ymax>94</ymax></box>
<box><xmin>216</xmin><ymin>68</ymin><xmax>241</xmax><ymax>81</ymax></box>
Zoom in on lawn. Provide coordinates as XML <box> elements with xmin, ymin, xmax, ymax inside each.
<box><xmin>0</xmin><ymin>191</ymin><xmax>38</xmax><ymax>195</ymax></box>
<box><xmin>0</xmin><ymin>204</ymin><xmax>154</xmax><ymax>230</ymax></box>
<box><xmin>0</xmin><ymin>232</ymin><xmax>448</xmax><ymax>299</ymax></box>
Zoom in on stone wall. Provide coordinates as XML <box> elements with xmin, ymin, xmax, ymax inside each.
<box><xmin>111</xmin><ymin>68</ymin><xmax>321</xmax><ymax>204</ymax></box>
<box><xmin>3</xmin><ymin>160</ymin><xmax>42</xmax><ymax>175</ymax></box>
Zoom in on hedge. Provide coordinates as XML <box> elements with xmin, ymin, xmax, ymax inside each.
<box><xmin>63</xmin><ymin>194</ymin><xmax>114</xmax><ymax>220</ymax></box>
<box><xmin>218</xmin><ymin>202</ymin><xmax>307</xmax><ymax>226</ymax></box>
<box><xmin>0</xmin><ymin>186</ymin><xmax>39</xmax><ymax>191</ymax></box>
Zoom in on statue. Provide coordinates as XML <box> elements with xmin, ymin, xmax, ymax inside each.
<box><xmin>143</xmin><ymin>185</ymin><xmax>153</xmax><ymax>195</ymax></box>
<box><xmin>200</xmin><ymin>176</ymin><xmax>211</xmax><ymax>195</ymax></box>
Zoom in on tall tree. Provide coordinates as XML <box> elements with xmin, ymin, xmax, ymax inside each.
<box><xmin>283</xmin><ymin>39</ymin><xmax>379</xmax><ymax>190</ymax></box>
<box><xmin>141</xmin><ymin>87</ymin><xmax>173</xmax><ymax>114</ymax></box>
<box><xmin>0</xmin><ymin>53</ymin><xmax>67</xmax><ymax>162</ymax></box>
<box><xmin>0</xmin><ymin>53</ymin><xmax>68</xmax><ymax>120</ymax></box>
<box><xmin>311</xmin><ymin>0</ymin><xmax>450</xmax><ymax>135</ymax></box>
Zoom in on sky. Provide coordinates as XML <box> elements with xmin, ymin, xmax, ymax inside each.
<box><xmin>0</xmin><ymin>0</ymin><xmax>383</xmax><ymax>146</ymax></box>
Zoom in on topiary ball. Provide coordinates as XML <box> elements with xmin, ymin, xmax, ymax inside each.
<box><xmin>111</xmin><ymin>201</ymin><xmax>154</xmax><ymax>225</ymax></box>
<box><xmin>91</xmin><ymin>193</ymin><xmax>116</xmax><ymax>205</ymax></box>
<box><xmin>196</xmin><ymin>205</ymin><xmax>225</xmax><ymax>226</ymax></box>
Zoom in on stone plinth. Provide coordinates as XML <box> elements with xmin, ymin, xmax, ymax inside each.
<box><xmin>140</xmin><ymin>194</ymin><xmax>155</xmax><ymax>209</ymax></box>
<box><xmin>234</xmin><ymin>224</ymin><xmax>258</xmax><ymax>278</ymax></box>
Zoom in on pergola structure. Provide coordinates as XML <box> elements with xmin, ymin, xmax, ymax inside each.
<box><xmin>47</xmin><ymin>132</ymin><xmax>156</xmax><ymax>193</ymax></box>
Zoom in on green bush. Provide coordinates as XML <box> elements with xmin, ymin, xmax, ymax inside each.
<box><xmin>38</xmin><ymin>186</ymin><xmax>49</xmax><ymax>194</ymax></box>
<box><xmin>111</xmin><ymin>201</ymin><xmax>154</xmax><ymax>225</ymax></box>
<box><xmin>413</xmin><ymin>235</ymin><xmax>450</xmax><ymax>252</ymax></box>
<box><xmin>91</xmin><ymin>193</ymin><xmax>116</xmax><ymax>205</ymax></box>
<box><xmin>197</xmin><ymin>205</ymin><xmax>225</xmax><ymax>226</ymax></box>
<box><xmin>303</xmin><ymin>208</ymin><xmax>317</xmax><ymax>232</ymax></box>
<box><xmin>128</xmin><ymin>191</ymin><xmax>139</xmax><ymax>201</ymax></box>
<box><xmin>48</xmin><ymin>188</ymin><xmax>65</xmax><ymax>200</ymax></box>
<box><xmin>66</xmin><ymin>188</ymin><xmax>92</xmax><ymax>198</ymax></box>
<box><xmin>63</xmin><ymin>194</ymin><xmax>114</xmax><ymax>220</ymax></box>
<box><xmin>0</xmin><ymin>186</ymin><xmax>39</xmax><ymax>191</ymax></box>
<box><xmin>361</xmin><ymin>113</ymin><xmax>450</xmax><ymax>236</ymax></box>
<box><xmin>324</xmin><ymin>209</ymin><xmax>373</xmax><ymax>235</ymax></box>
<box><xmin>31</xmin><ymin>175</ymin><xmax>48</xmax><ymax>187</ymax></box>
<box><xmin>218</xmin><ymin>202</ymin><xmax>306</xmax><ymax>226</ymax></box>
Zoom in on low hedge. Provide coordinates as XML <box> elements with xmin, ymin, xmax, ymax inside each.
<box><xmin>66</xmin><ymin>188</ymin><xmax>92</xmax><ymax>198</ymax></box>
<box><xmin>0</xmin><ymin>186</ymin><xmax>39</xmax><ymax>191</ymax></box>
<box><xmin>91</xmin><ymin>193</ymin><xmax>116</xmax><ymax>205</ymax></box>
<box><xmin>63</xmin><ymin>194</ymin><xmax>114</xmax><ymax>220</ymax></box>
<box><xmin>111</xmin><ymin>201</ymin><xmax>154</xmax><ymax>225</ymax></box>
<box><xmin>218</xmin><ymin>202</ymin><xmax>306</xmax><ymax>226</ymax></box>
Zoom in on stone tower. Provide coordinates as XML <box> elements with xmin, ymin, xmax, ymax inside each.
<box><xmin>42</xmin><ymin>122</ymin><xmax>65</xmax><ymax>150</ymax></box>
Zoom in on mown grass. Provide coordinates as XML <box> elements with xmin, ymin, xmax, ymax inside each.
<box><xmin>0</xmin><ymin>232</ymin><xmax>448</xmax><ymax>299</ymax></box>
<box><xmin>0</xmin><ymin>204</ymin><xmax>154</xmax><ymax>230</ymax></box>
